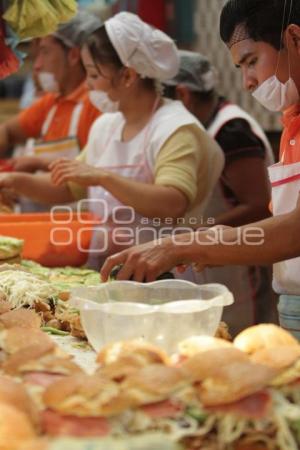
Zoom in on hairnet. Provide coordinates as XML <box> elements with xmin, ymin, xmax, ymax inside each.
<box><xmin>165</xmin><ymin>50</ymin><xmax>217</xmax><ymax>93</ymax></box>
<box><xmin>53</xmin><ymin>10</ymin><xmax>102</xmax><ymax>48</ymax></box>
<box><xmin>104</xmin><ymin>12</ymin><xmax>179</xmax><ymax>81</ymax></box>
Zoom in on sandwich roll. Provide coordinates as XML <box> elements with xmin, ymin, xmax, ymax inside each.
<box><xmin>97</xmin><ymin>354</ymin><xmax>153</xmax><ymax>382</ymax></box>
<box><xmin>43</xmin><ymin>374</ymin><xmax>124</xmax><ymax>417</ymax></box>
<box><xmin>234</xmin><ymin>324</ymin><xmax>299</xmax><ymax>354</ymax></box>
<box><xmin>181</xmin><ymin>347</ymin><xmax>249</xmax><ymax>381</ymax></box>
<box><xmin>0</xmin><ymin>402</ymin><xmax>36</xmax><ymax>450</ymax></box>
<box><xmin>178</xmin><ymin>335</ymin><xmax>233</xmax><ymax>358</ymax></box>
<box><xmin>0</xmin><ymin>309</ymin><xmax>41</xmax><ymax>330</ymax></box>
<box><xmin>97</xmin><ymin>340</ymin><xmax>170</xmax><ymax>367</ymax></box>
<box><xmin>121</xmin><ymin>364</ymin><xmax>188</xmax><ymax>406</ymax></box>
<box><xmin>0</xmin><ymin>236</ymin><xmax>23</xmax><ymax>260</ymax></box>
<box><xmin>0</xmin><ymin>327</ymin><xmax>54</xmax><ymax>355</ymax></box>
<box><xmin>0</xmin><ymin>300</ymin><xmax>11</xmax><ymax>315</ymax></box>
<box><xmin>197</xmin><ymin>359</ymin><xmax>276</xmax><ymax>408</ymax></box>
<box><xmin>0</xmin><ymin>375</ymin><xmax>38</xmax><ymax>426</ymax></box>
<box><xmin>251</xmin><ymin>345</ymin><xmax>300</xmax><ymax>371</ymax></box>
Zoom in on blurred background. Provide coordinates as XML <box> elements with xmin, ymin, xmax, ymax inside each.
<box><xmin>0</xmin><ymin>0</ymin><xmax>281</xmax><ymax>157</ymax></box>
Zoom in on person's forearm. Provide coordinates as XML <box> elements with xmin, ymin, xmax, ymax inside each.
<box><xmin>181</xmin><ymin>211</ymin><xmax>300</xmax><ymax>267</ymax></box>
<box><xmin>36</xmin><ymin>157</ymin><xmax>53</xmax><ymax>172</ymax></box>
<box><xmin>0</xmin><ymin>127</ymin><xmax>11</xmax><ymax>156</ymax></box>
<box><xmin>10</xmin><ymin>173</ymin><xmax>74</xmax><ymax>205</ymax></box>
<box><xmin>99</xmin><ymin>171</ymin><xmax>188</xmax><ymax>219</ymax></box>
<box><xmin>213</xmin><ymin>203</ymin><xmax>271</xmax><ymax>227</ymax></box>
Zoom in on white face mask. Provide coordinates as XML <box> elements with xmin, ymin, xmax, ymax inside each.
<box><xmin>252</xmin><ymin>75</ymin><xmax>299</xmax><ymax>112</ymax></box>
<box><xmin>89</xmin><ymin>90</ymin><xmax>119</xmax><ymax>113</ymax></box>
<box><xmin>38</xmin><ymin>72</ymin><xmax>59</xmax><ymax>93</ymax></box>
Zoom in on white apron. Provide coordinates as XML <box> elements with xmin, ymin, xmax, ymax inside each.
<box><xmin>19</xmin><ymin>103</ymin><xmax>83</xmax><ymax>212</ymax></box>
<box><xmin>195</xmin><ymin>103</ymin><xmax>275</xmax><ymax>334</ymax></box>
<box><xmin>268</xmin><ymin>159</ymin><xmax>300</xmax><ymax>295</ymax></box>
<box><xmin>84</xmin><ymin>100</ymin><xmax>208</xmax><ymax>269</ymax></box>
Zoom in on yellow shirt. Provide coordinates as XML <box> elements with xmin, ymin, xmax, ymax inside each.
<box><xmin>68</xmin><ymin>124</ymin><xmax>221</xmax><ymax>211</ymax></box>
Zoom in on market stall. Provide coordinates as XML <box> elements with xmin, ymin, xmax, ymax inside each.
<box><xmin>0</xmin><ymin>232</ymin><xmax>297</xmax><ymax>449</ymax></box>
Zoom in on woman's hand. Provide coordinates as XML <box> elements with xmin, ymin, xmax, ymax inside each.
<box><xmin>50</xmin><ymin>158</ymin><xmax>104</xmax><ymax>187</ymax></box>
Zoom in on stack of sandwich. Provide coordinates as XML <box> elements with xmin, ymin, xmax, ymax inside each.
<box><xmin>0</xmin><ymin>235</ymin><xmax>23</xmax><ymax>264</ymax></box>
<box><xmin>7</xmin><ymin>324</ymin><xmax>297</xmax><ymax>450</ymax></box>
<box><xmin>0</xmin><ymin>264</ymin><xmax>87</xmax><ymax>337</ymax></box>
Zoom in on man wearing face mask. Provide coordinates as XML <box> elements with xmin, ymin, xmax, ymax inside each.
<box><xmin>0</xmin><ymin>11</ymin><xmax>101</xmax><ymax>177</ymax></box>
<box><xmin>100</xmin><ymin>0</ymin><xmax>300</xmax><ymax>339</ymax></box>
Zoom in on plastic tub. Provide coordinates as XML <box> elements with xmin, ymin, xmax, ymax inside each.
<box><xmin>70</xmin><ymin>280</ymin><xmax>234</xmax><ymax>353</ymax></box>
<box><xmin>0</xmin><ymin>212</ymin><xmax>100</xmax><ymax>267</ymax></box>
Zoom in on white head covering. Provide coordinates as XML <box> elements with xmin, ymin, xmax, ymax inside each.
<box><xmin>104</xmin><ymin>12</ymin><xmax>179</xmax><ymax>81</ymax></box>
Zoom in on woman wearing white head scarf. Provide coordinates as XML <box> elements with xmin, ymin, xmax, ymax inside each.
<box><xmin>0</xmin><ymin>13</ymin><xmax>224</xmax><ymax>269</ymax></box>
<box><xmin>50</xmin><ymin>12</ymin><xmax>224</xmax><ymax>269</ymax></box>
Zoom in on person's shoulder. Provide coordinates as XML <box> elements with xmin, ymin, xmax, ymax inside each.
<box><xmin>22</xmin><ymin>92</ymin><xmax>56</xmax><ymax>114</ymax></box>
<box><xmin>33</xmin><ymin>92</ymin><xmax>57</xmax><ymax>108</ymax></box>
<box><xmin>18</xmin><ymin>93</ymin><xmax>57</xmax><ymax>132</ymax></box>
<box><xmin>88</xmin><ymin>112</ymin><xmax>123</xmax><ymax>136</ymax></box>
<box><xmin>154</xmin><ymin>99</ymin><xmax>204</xmax><ymax>130</ymax></box>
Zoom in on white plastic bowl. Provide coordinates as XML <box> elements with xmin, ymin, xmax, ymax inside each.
<box><xmin>70</xmin><ymin>280</ymin><xmax>234</xmax><ymax>353</ymax></box>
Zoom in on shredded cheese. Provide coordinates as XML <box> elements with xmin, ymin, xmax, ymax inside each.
<box><xmin>0</xmin><ymin>270</ymin><xmax>57</xmax><ymax>309</ymax></box>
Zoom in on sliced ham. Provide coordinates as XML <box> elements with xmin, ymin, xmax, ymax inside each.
<box><xmin>288</xmin><ymin>377</ymin><xmax>300</xmax><ymax>388</ymax></box>
<box><xmin>140</xmin><ymin>399</ymin><xmax>184</xmax><ymax>418</ymax></box>
<box><xmin>42</xmin><ymin>409</ymin><xmax>111</xmax><ymax>437</ymax></box>
<box><xmin>207</xmin><ymin>390</ymin><xmax>271</xmax><ymax>419</ymax></box>
<box><xmin>24</xmin><ymin>371</ymin><xmax>65</xmax><ymax>388</ymax></box>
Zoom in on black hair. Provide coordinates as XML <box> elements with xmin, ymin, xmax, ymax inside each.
<box><xmin>85</xmin><ymin>26</ymin><xmax>156</xmax><ymax>91</ymax></box>
<box><xmin>220</xmin><ymin>0</ymin><xmax>300</xmax><ymax>50</ymax></box>
<box><xmin>85</xmin><ymin>26</ymin><xmax>123</xmax><ymax>70</ymax></box>
<box><xmin>163</xmin><ymin>85</ymin><xmax>177</xmax><ymax>100</ymax></box>
<box><xmin>194</xmin><ymin>89</ymin><xmax>216</xmax><ymax>104</ymax></box>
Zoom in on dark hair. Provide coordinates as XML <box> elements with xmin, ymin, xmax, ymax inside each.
<box><xmin>85</xmin><ymin>26</ymin><xmax>156</xmax><ymax>91</ymax></box>
<box><xmin>85</xmin><ymin>26</ymin><xmax>123</xmax><ymax>70</ymax></box>
<box><xmin>194</xmin><ymin>89</ymin><xmax>216</xmax><ymax>104</ymax></box>
<box><xmin>164</xmin><ymin>84</ymin><xmax>215</xmax><ymax>104</ymax></box>
<box><xmin>220</xmin><ymin>0</ymin><xmax>300</xmax><ymax>50</ymax></box>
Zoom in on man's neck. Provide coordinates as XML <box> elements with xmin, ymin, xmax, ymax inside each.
<box><xmin>195</xmin><ymin>95</ymin><xmax>220</xmax><ymax>128</ymax></box>
<box><xmin>60</xmin><ymin>69</ymin><xmax>86</xmax><ymax>97</ymax></box>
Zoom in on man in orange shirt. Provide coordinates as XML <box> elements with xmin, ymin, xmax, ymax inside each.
<box><xmin>0</xmin><ymin>10</ymin><xmax>101</xmax><ymax>173</ymax></box>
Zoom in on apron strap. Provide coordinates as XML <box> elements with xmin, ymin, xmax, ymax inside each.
<box><xmin>41</xmin><ymin>105</ymin><xmax>57</xmax><ymax>137</ymax></box>
<box><xmin>271</xmin><ymin>172</ymin><xmax>300</xmax><ymax>187</ymax></box>
<box><xmin>41</xmin><ymin>102</ymin><xmax>83</xmax><ymax>139</ymax></box>
<box><xmin>68</xmin><ymin>102</ymin><xmax>84</xmax><ymax>137</ymax></box>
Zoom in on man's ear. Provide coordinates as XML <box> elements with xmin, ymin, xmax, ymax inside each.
<box><xmin>286</xmin><ymin>24</ymin><xmax>300</xmax><ymax>54</ymax></box>
<box><xmin>175</xmin><ymin>85</ymin><xmax>192</xmax><ymax>106</ymax></box>
<box><xmin>67</xmin><ymin>47</ymin><xmax>82</xmax><ymax>66</ymax></box>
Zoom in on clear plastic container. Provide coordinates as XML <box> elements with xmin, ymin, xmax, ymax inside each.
<box><xmin>70</xmin><ymin>280</ymin><xmax>234</xmax><ymax>353</ymax></box>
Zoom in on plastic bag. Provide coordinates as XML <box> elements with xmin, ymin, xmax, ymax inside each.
<box><xmin>48</xmin><ymin>0</ymin><xmax>78</xmax><ymax>22</ymax></box>
<box><xmin>3</xmin><ymin>0</ymin><xmax>77</xmax><ymax>39</ymax></box>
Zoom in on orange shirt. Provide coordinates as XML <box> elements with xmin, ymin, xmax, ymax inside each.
<box><xmin>280</xmin><ymin>103</ymin><xmax>300</xmax><ymax>164</ymax></box>
<box><xmin>18</xmin><ymin>82</ymin><xmax>100</xmax><ymax>149</ymax></box>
